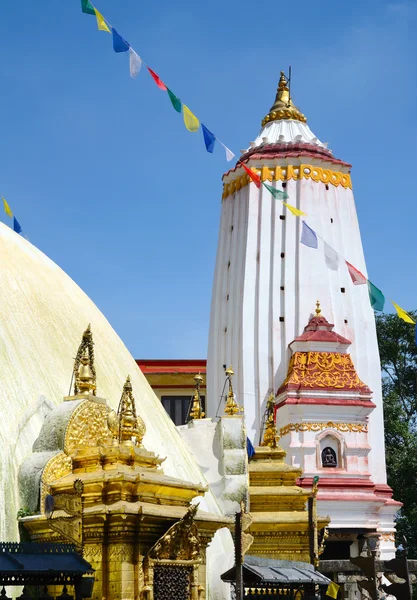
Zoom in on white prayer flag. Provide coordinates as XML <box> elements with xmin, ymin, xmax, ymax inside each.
<box><xmin>324</xmin><ymin>241</ymin><xmax>339</xmax><ymax>270</ymax></box>
<box><xmin>129</xmin><ymin>48</ymin><xmax>142</xmax><ymax>79</ymax></box>
<box><xmin>220</xmin><ymin>141</ymin><xmax>235</xmax><ymax>162</ymax></box>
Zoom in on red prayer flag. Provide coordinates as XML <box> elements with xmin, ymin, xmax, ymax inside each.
<box><xmin>147</xmin><ymin>67</ymin><xmax>167</xmax><ymax>91</ymax></box>
<box><xmin>240</xmin><ymin>162</ymin><xmax>261</xmax><ymax>188</ymax></box>
<box><xmin>346</xmin><ymin>261</ymin><xmax>367</xmax><ymax>285</ymax></box>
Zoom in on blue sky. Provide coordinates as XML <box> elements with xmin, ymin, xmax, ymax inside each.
<box><xmin>0</xmin><ymin>0</ymin><xmax>415</xmax><ymax>358</ymax></box>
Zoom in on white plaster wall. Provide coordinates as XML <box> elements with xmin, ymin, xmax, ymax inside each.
<box><xmin>207</xmin><ymin>158</ymin><xmax>387</xmax><ymax>488</ymax></box>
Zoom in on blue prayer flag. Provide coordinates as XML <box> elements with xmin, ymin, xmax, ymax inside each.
<box><xmin>300</xmin><ymin>221</ymin><xmax>318</xmax><ymax>249</ymax></box>
<box><xmin>246</xmin><ymin>437</ymin><xmax>255</xmax><ymax>460</ymax></box>
<box><xmin>13</xmin><ymin>217</ymin><xmax>22</xmax><ymax>235</ymax></box>
<box><xmin>112</xmin><ymin>28</ymin><xmax>130</xmax><ymax>53</ymax></box>
<box><xmin>202</xmin><ymin>124</ymin><xmax>216</xmax><ymax>153</ymax></box>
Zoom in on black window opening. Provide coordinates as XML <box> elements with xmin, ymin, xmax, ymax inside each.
<box><xmin>161</xmin><ymin>395</ymin><xmax>206</xmax><ymax>426</ymax></box>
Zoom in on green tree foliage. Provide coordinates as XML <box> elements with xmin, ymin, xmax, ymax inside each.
<box><xmin>376</xmin><ymin>312</ymin><xmax>417</xmax><ymax>557</ymax></box>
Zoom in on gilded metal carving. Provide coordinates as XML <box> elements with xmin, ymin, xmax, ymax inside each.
<box><xmin>261</xmin><ymin>394</ymin><xmax>279</xmax><ymax>448</ymax></box>
<box><xmin>107</xmin><ymin>376</ymin><xmax>146</xmax><ymax>447</ymax></box>
<box><xmin>222</xmin><ymin>164</ymin><xmax>352</xmax><ymax>200</ymax></box>
<box><xmin>282</xmin><ymin>351</ymin><xmax>369</xmax><ymax>391</ymax></box>
<box><xmin>262</xmin><ymin>71</ymin><xmax>307</xmax><ymax>126</ymax></box>
<box><xmin>148</xmin><ymin>504</ymin><xmax>201</xmax><ymax>561</ymax></box>
<box><xmin>279</xmin><ymin>421</ymin><xmax>368</xmax><ymax>438</ymax></box>
<box><xmin>224</xmin><ymin>366</ymin><xmax>242</xmax><ymax>416</ymax></box>
<box><xmin>73</xmin><ymin>324</ymin><xmax>96</xmax><ymax>396</ymax></box>
<box><xmin>41</xmin><ymin>452</ymin><xmax>72</xmax><ymax>509</ymax></box>
<box><xmin>64</xmin><ymin>401</ymin><xmax>112</xmax><ymax>454</ymax></box>
<box><xmin>189</xmin><ymin>373</ymin><xmax>205</xmax><ymax>420</ymax></box>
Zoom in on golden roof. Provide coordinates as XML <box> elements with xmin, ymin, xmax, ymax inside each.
<box><xmin>262</xmin><ymin>71</ymin><xmax>307</xmax><ymax>127</ymax></box>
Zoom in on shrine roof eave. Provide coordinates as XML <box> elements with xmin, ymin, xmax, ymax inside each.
<box><xmin>221</xmin><ymin>555</ymin><xmax>331</xmax><ymax>585</ymax></box>
<box><xmin>223</xmin><ymin>142</ymin><xmax>351</xmax><ymax>179</ymax></box>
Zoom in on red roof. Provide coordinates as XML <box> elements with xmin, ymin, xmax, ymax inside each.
<box><xmin>293</xmin><ymin>315</ymin><xmax>351</xmax><ymax>345</ymax></box>
<box><xmin>223</xmin><ymin>142</ymin><xmax>351</xmax><ymax>178</ymax></box>
<box><xmin>136</xmin><ymin>359</ymin><xmax>206</xmax><ymax>375</ymax></box>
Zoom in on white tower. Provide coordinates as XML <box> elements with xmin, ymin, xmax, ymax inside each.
<box><xmin>207</xmin><ymin>72</ymin><xmax>398</xmax><ymax>550</ymax></box>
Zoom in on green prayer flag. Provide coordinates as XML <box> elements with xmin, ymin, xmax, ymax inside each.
<box><xmin>367</xmin><ymin>280</ymin><xmax>385</xmax><ymax>312</ymax></box>
<box><xmin>81</xmin><ymin>0</ymin><xmax>96</xmax><ymax>15</ymax></box>
<box><xmin>263</xmin><ymin>182</ymin><xmax>289</xmax><ymax>200</ymax></box>
<box><xmin>167</xmin><ymin>89</ymin><xmax>182</xmax><ymax>113</ymax></box>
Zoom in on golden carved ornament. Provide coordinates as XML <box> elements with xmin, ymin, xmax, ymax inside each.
<box><xmin>262</xmin><ymin>71</ymin><xmax>307</xmax><ymax>126</ymax></box>
<box><xmin>224</xmin><ymin>366</ymin><xmax>243</xmax><ymax>416</ymax></box>
<box><xmin>282</xmin><ymin>351</ymin><xmax>370</xmax><ymax>391</ymax></box>
<box><xmin>64</xmin><ymin>400</ymin><xmax>112</xmax><ymax>454</ymax></box>
<box><xmin>261</xmin><ymin>394</ymin><xmax>279</xmax><ymax>448</ymax></box>
<box><xmin>48</xmin><ymin>516</ymin><xmax>82</xmax><ymax>547</ymax></box>
<box><xmin>379</xmin><ymin>532</ymin><xmax>395</xmax><ymax>542</ymax></box>
<box><xmin>107</xmin><ymin>376</ymin><xmax>146</xmax><ymax>447</ymax></box>
<box><xmin>222</xmin><ymin>164</ymin><xmax>352</xmax><ymax>200</ymax></box>
<box><xmin>41</xmin><ymin>452</ymin><xmax>72</xmax><ymax>510</ymax></box>
<box><xmin>73</xmin><ymin>324</ymin><xmax>96</xmax><ymax>396</ymax></box>
<box><xmin>148</xmin><ymin>504</ymin><xmax>201</xmax><ymax>561</ymax></box>
<box><xmin>189</xmin><ymin>373</ymin><xmax>205</xmax><ymax>420</ymax></box>
<box><xmin>278</xmin><ymin>421</ymin><xmax>368</xmax><ymax>438</ymax></box>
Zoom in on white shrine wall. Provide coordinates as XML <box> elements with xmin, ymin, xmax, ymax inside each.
<box><xmin>207</xmin><ymin>159</ymin><xmax>387</xmax><ymax>486</ymax></box>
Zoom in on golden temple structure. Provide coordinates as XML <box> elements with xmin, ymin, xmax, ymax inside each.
<box><xmin>248</xmin><ymin>396</ymin><xmax>329</xmax><ymax>562</ymax></box>
<box><xmin>20</xmin><ymin>326</ymin><xmax>231</xmax><ymax>600</ymax></box>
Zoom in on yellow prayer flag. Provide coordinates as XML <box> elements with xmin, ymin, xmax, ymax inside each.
<box><xmin>183</xmin><ymin>104</ymin><xmax>200</xmax><ymax>132</ymax></box>
<box><xmin>392</xmin><ymin>301</ymin><xmax>415</xmax><ymax>324</ymax></box>
<box><xmin>283</xmin><ymin>201</ymin><xmax>306</xmax><ymax>217</ymax></box>
<box><xmin>94</xmin><ymin>8</ymin><xmax>110</xmax><ymax>32</ymax></box>
<box><xmin>2</xmin><ymin>197</ymin><xmax>13</xmax><ymax>218</ymax></box>
<box><xmin>326</xmin><ymin>582</ymin><xmax>340</xmax><ymax>599</ymax></box>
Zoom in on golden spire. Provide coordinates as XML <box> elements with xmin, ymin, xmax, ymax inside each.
<box><xmin>261</xmin><ymin>393</ymin><xmax>279</xmax><ymax>448</ymax></box>
<box><xmin>261</xmin><ymin>71</ymin><xmax>307</xmax><ymax>127</ymax></box>
<box><xmin>224</xmin><ymin>366</ymin><xmax>242</xmax><ymax>415</ymax></box>
<box><xmin>189</xmin><ymin>373</ymin><xmax>205</xmax><ymax>420</ymax></box>
<box><xmin>73</xmin><ymin>324</ymin><xmax>96</xmax><ymax>396</ymax></box>
<box><xmin>315</xmin><ymin>300</ymin><xmax>321</xmax><ymax>315</ymax></box>
<box><xmin>108</xmin><ymin>376</ymin><xmax>146</xmax><ymax>447</ymax></box>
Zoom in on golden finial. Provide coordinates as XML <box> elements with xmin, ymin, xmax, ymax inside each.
<box><xmin>108</xmin><ymin>376</ymin><xmax>146</xmax><ymax>447</ymax></box>
<box><xmin>73</xmin><ymin>324</ymin><xmax>96</xmax><ymax>396</ymax></box>
<box><xmin>189</xmin><ymin>373</ymin><xmax>205</xmax><ymax>420</ymax></box>
<box><xmin>315</xmin><ymin>300</ymin><xmax>321</xmax><ymax>315</ymax></box>
<box><xmin>261</xmin><ymin>393</ymin><xmax>279</xmax><ymax>448</ymax></box>
<box><xmin>261</xmin><ymin>70</ymin><xmax>307</xmax><ymax>127</ymax></box>
<box><xmin>224</xmin><ymin>366</ymin><xmax>242</xmax><ymax>416</ymax></box>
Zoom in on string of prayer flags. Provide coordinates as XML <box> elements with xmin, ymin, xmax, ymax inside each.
<box><xmin>183</xmin><ymin>105</ymin><xmax>200</xmax><ymax>132</ymax></box>
<box><xmin>94</xmin><ymin>8</ymin><xmax>110</xmax><ymax>33</ymax></box>
<box><xmin>346</xmin><ymin>261</ymin><xmax>367</xmax><ymax>285</ymax></box>
<box><xmin>167</xmin><ymin>89</ymin><xmax>182</xmax><ymax>113</ymax></box>
<box><xmin>202</xmin><ymin>124</ymin><xmax>216</xmax><ymax>153</ymax></box>
<box><xmin>220</xmin><ymin>142</ymin><xmax>235</xmax><ymax>162</ymax></box>
<box><xmin>392</xmin><ymin>301</ymin><xmax>415</xmax><ymax>324</ymax></box>
<box><xmin>301</xmin><ymin>221</ymin><xmax>318</xmax><ymax>248</ymax></box>
<box><xmin>112</xmin><ymin>28</ymin><xmax>129</xmax><ymax>53</ymax></box>
<box><xmin>324</xmin><ymin>241</ymin><xmax>339</xmax><ymax>271</ymax></box>
<box><xmin>129</xmin><ymin>49</ymin><xmax>142</xmax><ymax>78</ymax></box>
<box><xmin>81</xmin><ymin>0</ymin><xmax>95</xmax><ymax>15</ymax></box>
<box><xmin>3</xmin><ymin>197</ymin><xmax>13</xmax><ymax>218</ymax></box>
<box><xmin>326</xmin><ymin>582</ymin><xmax>340</xmax><ymax>599</ymax></box>
<box><xmin>283</xmin><ymin>202</ymin><xmax>306</xmax><ymax>217</ymax></box>
<box><xmin>263</xmin><ymin>182</ymin><xmax>289</xmax><ymax>200</ymax></box>
<box><xmin>13</xmin><ymin>217</ymin><xmax>23</xmax><ymax>235</ymax></box>
<box><xmin>240</xmin><ymin>162</ymin><xmax>261</xmax><ymax>188</ymax></box>
<box><xmin>147</xmin><ymin>67</ymin><xmax>167</xmax><ymax>91</ymax></box>
<box><xmin>368</xmin><ymin>281</ymin><xmax>385</xmax><ymax>312</ymax></box>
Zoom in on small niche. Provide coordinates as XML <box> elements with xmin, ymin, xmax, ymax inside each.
<box><xmin>330</xmin><ymin>218</ymin><xmax>333</xmax><ymax>223</ymax></box>
<box><xmin>280</xmin><ymin>252</ymin><xmax>285</xmax><ymax>258</ymax></box>
<box><xmin>280</xmin><ymin>286</ymin><xmax>285</xmax><ymax>291</ymax></box>
<box><xmin>279</xmin><ymin>317</ymin><xmax>285</xmax><ymax>322</ymax></box>
<box><xmin>341</xmin><ymin>287</ymin><xmax>346</xmax><ymax>293</ymax></box>
<box><xmin>344</xmin><ymin>319</ymin><xmax>348</xmax><ymax>324</ymax></box>
<box><xmin>280</xmin><ymin>215</ymin><xmax>286</xmax><ymax>221</ymax></box>
<box><xmin>325</xmin><ymin>184</ymin><xmax>329</xmax><ymax>190</ymax></box>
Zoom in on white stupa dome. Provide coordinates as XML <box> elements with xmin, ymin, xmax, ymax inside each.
<box><xmin>0</xmin><ymin>223</ymin><xmax>222</xmax><ymax>540</ymax></box>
